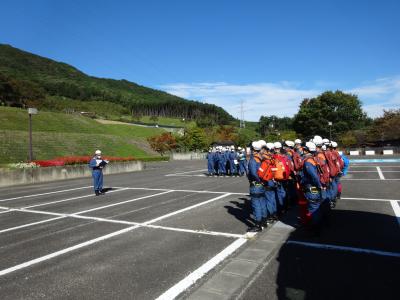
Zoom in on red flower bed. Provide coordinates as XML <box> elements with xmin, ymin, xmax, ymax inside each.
<box><xmin>34</xmin><ymin>156</ymin><xmax>136</xmax><ymax>167</ymax></box>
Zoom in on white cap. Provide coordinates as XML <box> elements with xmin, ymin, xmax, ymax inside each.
<box><xmin>252</xmin><ymin>141</ymin><xmax>262</xmax><ymax>151</ymax></box>
<box><xmin>305</xmin><ymin>142</ymin><xmax>316</xmax><ymax>152</ymax></box>
<box><xmin>294</xmin><ymin>139</ymin><xmax>302</xmax><ymax>144</ymax></box>
<box><xmin>285</xmin><ymin>140</ymin><xmax>295</xmax><ymax>147</ymax></box>
<box><xmin>238</xmin><ymin>147</ymin><xmax>242</xmax><ymax>150</ymax></box>
<box><xmin>322</xmin><ymin>138</ymin><xmax>330</xmax><ymax>145</ymax></box>
<box><xmin>313</xmin><ymin>135</ymin><xmax>323</xmax><ymax>146</ymax></box>
<box><xmin>274</xmin><ymin>142</ymin><xmax>282</xmax><ymax>149</ymax></box>
<box><xmin>95</xmin><ymin>150</ymin><xmax>101</xmax><ymax>155</ymax></box>
<box><xmin>331</xmin><ymin>141</ymin><xmax>338</xmax><ymax>148</ymax></box>
<box><xmin>266</xmin><ymin>142</ymin><xmax>275</xmax><ymax>150</ymax></box>
<box><xmin>231</xmin><ymin>145</ymin><xmax>235</xmax><ymax>150</ymax></box>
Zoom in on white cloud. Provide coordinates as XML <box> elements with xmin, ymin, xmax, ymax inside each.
<box><xmin>160</xmin><ymin>76</ymin><xmax>400</xmax><ymax>121</ymax></box>
<box><xmin>161</xmin><ymin>82</ymin><xmax>318</xmax><ymax>121</ymax></box>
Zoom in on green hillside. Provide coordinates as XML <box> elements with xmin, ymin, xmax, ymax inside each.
<box><xmin>0</xmin><ymin>44</ymin><xmax>234</xmax><ymax>123</ymax></box>
<box><xmin>0</xmin><ymin>107</ymin><xmax>165</xmax><ymax>163</ymax></box>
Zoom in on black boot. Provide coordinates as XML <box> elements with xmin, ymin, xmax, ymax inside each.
<box><xmin>247</xmin><ymin>221</ymin><xmax>263</xmax><ymax>232</ymax></box>
<box><xmin>261</xmin><ymin>218</ymin><xmax>269</xmax><ymax>228</ymax></box>
<box><xmin>95</xmin><ymin>190</ymin><xmax>100</xmax><ymax>196</ymax></box>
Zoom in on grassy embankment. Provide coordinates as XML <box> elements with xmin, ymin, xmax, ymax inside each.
<box><xmin>0</xmin><ymin>106</ymin><xmax>166</xmax><ymax>163</ymax></box>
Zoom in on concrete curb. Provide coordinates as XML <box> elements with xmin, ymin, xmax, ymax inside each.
<box><xmin>0</xmin><ymin>161</ymin><xmax>144</xmax><ymax>187</ymax></box>
<box><xmin>185</xmin><ymin>221</ymin><xmax>296</xmax><ymax>300</ymax></box>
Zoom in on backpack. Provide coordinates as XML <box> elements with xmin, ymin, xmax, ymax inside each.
<box><xmin>335</xmin><ymin>150</ymin><xmax>344</xmax><ymax>171</ymax></box>
<box><xmin>257</xmin><ymin>155</ymin><xmax>275</xmax><ymax>181</ymax></box>
<box><xmin>324</xmin><ymin>150</ymin><xmax>340</xmax><ymax>177</ymax></box>
<box><xmin>315</xmin><ymin>153</ymin><xmax>330</xmax><ymax>185</ymax></box>
<box><xmin>288</xmin><ymin>149</ymin><xmax>303</xmax><ymax>172</ymax></box>
<box><xmin>274</xmin><ymin>154</ymin><xmax>290</xmax><ymax>180</ymax></box>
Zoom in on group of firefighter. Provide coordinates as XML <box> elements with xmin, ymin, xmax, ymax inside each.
<box><xmin>206</xmin><ymin>146</ymin><xmax>249</xmax><ymax>177</ymax></box>
<box><xmin>245</xmin><ymin>136</ymin><xmax>349</xmax><ymax>233</ymax></box>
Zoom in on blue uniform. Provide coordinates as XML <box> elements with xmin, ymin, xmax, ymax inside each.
<box><xmin>341</xmin><ymin>153</ymin><xmax>350</xmax><ymax>176</ymax></box>
<box><xmin>229</xmin><ymin>150</ymin><xmax>237</xmax><ymax>175</ymax></box>
<box><xmin>248</xmin><ymin>153</ymin><xmax>267</xmax><ymax>223</ymax></box>
<box><xmin>218</xmin><ymin>152</ymin><xmax>226</xmax><ymax>175</ymax></box>
<box><xmin>238</xmin><ymin>152</ymin><xmax>248</xmax><ymax>176</ymax></box>
<box><xmin>89</xmin><ymin>157</ymin><xmax>106</xmax><ymax>194</ymax></box>
<box><xmin>206</xmin><ymin>152</ymin><xmax>215</xmax><ymax>175</ymax></box>
<box><xmin>301</xmin><ymin>155</ymin><xmax>326</xmax><ymax>226</ymax></box>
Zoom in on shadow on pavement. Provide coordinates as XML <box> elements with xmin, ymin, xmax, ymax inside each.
<box><xmin>274</xmin><ymin>208</ymin><xmax>400</xmax><ymax>300</ymax></box>
<box><xmin>224</xmin><ymin>198</ymin><xmax>254</xmax><ymax>228</ymax></box>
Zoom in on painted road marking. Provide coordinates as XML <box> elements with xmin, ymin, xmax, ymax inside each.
<box><xmin>0</xmin><ymin>186</ymin><xmax>91</xmax><ymax>202</ymax></box>
<box><xmin>390</xmin><ymin>200</ymin><xmax>400</xmax><ymax>227</ymax></box>
<box><xmin>113</xmin><ymin>186</ymin><xmax>248</xmax><ymax>196</ymax></box>
<box><xmin>287</xmin><ymin>241</ymin><xmax>400</xmax><ymax>258</ymax></box>
<box><xmin>342</xmin><ymin>179</ymin><xmax>400</xmax><ymax>181</ymax></box>
<box><xmin>165</xmin><ymin>169</ymin><xmax>208</xmax><ymax>176</ymax></box>
<box><xmin>376</xmin><ymin>167</ymin><xmax>385</xmax><ymax>180</ymax></box>
<box><xmin>155</xmin><ymin>238</ymin><xmax>247</xmax><ymax>300</ymax></box>
<box><xmin>23</xmin><ymin>188</ymin><xmax>129</xmax><ymax>209</ymax></box>
<box><xmin>142</xmin><ymin>193</ymin><xmax>231</xmax><ymax>225</ymax></box>
<box><xmin>342</xmin><ymin>197</ymin><xmax>400</xmax><ymax>202</ymax></box>
<box><xmin>0</xmin><ymin>193</ymin><xmax>241</xmax><ymax>277</ymax></box>
<box><xmin>0</xmin><ymin>217</ymin><xmax>64</xmax><ymax>234</ymax></box>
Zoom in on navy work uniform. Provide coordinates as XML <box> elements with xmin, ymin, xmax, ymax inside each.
<box><xmin>206</xmin><ymin>150</ymin><xmax>215</xmax><ymax>176</ymax></box>
<box><xmin>88</xmin><ymin>150</ymin><xmax>108</xmax><ymax>196</ymax></box>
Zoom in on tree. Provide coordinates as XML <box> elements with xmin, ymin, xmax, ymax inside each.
<box><xmin>293</xmin><ymin>91</ymin><xmax>368</xmax><ymax>139</ymax></box>
<box><xmin>367</xmin><ymin>109</ymin><xmax>400</xmax><ymax>142</ymax></box>
<box><xmin>147</xmin><ymin>132</ymin><xmax>176</xmax><ymax>155</ymax></box>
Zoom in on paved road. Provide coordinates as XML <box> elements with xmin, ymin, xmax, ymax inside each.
<box><xmin>0</xmin><ymin>160</ymin><xmax>399</xmax><ymax>299</ymax></box>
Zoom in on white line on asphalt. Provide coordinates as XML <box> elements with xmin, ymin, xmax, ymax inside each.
<box><xmin>0</xmin><ymin>186</ymin><xmax>91</xmax><ymax>202</ymax></box>
<box><xmin>113</xmin><ymin>186</ymin><xmax>247</xmax><ymax>196</ymax></box>
<box><xmin>287</xmin><ymin>240</ymin><xmax>400</xmax><ymax>258</ymax></box>
<box><xmin>0</xmin><ymin>217</ymin><xmax>64</xmax><ymax>234</ymax></box>
<box><xmin>72</xmin><ymin>190</ymin><xmax>174</xmax><ymax>215</ymax></box>
<box><xmin>6</xmin><ymin>207</ymin><xmax>244</xmax><ymax>239</ymax></box>
<box><xmin>348</xmin><ymin>170</ymin><xmax>400</xmax><ymax>173</ymax></box>
<box><xmin>0</xmin><ymin>225</ymin><xmax>140</xmax><ymax>277</ymax></box>
<box><xmin>23</xmin><ymin>188</ymin><xmax>129</xmax><ymax>209</ymax></box>
<box><xmin>0</xmin><ymin>192</ymin><xmax>241</xmax><ymax>276</ymax></box>
<box><xmin>390</xmin><ymin>200</ymin><xmax>400</xmax><ymax>227</ymax></box>
<box><xmin>342</xmin><ymin>197</ymin><xmax>400</xmax><ymax>202</ymax></box>
<box><xmin>376</xmin><ymin>167</ymin><xmax>385</xmax><ymax>180</ymax></box>
<box><xmin>143</xmin><ymin>193</ymin><xmax>232</xmax><ymax>225</ymax></box>
<box><xmin>165</xmin><ymin>169</ymin><xmax>207</xmax><ymax>176</ymax></box>
<box><xmin>350</xmin><ymin>165</ymin><xmax>400</xmax><ymax>168</ymax></box>
<box><xmin>155</xmin><ymin>238</ymin><xmax>247</xmax><ymax>300</ymax></box>
<box><xmin>341</xmin><ymin>179</ymin><xmax>400</xmax><ymax>181</ymax></box>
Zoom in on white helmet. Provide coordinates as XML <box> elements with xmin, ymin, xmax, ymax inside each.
<box><xmin>274</xmin><ymin>142</ymin><xmax>282</xmax><ymax>149</ymax></box>
<box><xmin>95</xmin><ymin>150</ymin><xmax>102</xmax><ymax>155</ymax></box>
<box><xmin>294</xmin><ymin>139</ymin><xmax>302</xmax><ymax>144</ymax></box>
<box><xmin>313</xmin><ymin>135</ymin><xmax>323</xmax><ymax>146</ymax></box>
<box><xmin>331</xmin><ymin>141</ymin><xmax>338</xmax><ymax>148</ymax></box>
<box><xmin>238</xmin><ymin>146</ymin><xmax>242</xmax><ymax>151</ymax></box>
<box><xmin>252</xmin><ymin>141</ymin><xmax>262</xmax><ymax>151</ymax></box>
<box><xmin>266</xmin><ymin>142</ymin><xmax>275</xmax><ymax>150</ymax></box>
<box><xmin>285</xmin><ymin>140</ymin><xmax>295</xmax><ymax>148</ymax></box>
<box><xmin>231</xmin><ymin>145</ymin><xmax>235</xmax><ymax>150</ymax></box>
<box><xmin>322</xmin><ymin>138</ymin><xmax>330</xmax><ymax>145</ymax></box>
<box><xmin>258</xmin><ymin>140</ymin><xmax>267</xmax><ymax>148</ymax></box>
<box><xmin>305</xmin><ymin>142</ymin><xmax>316</xmax><ymax>152</ymax></box>
<box><xmin>322</xmin><ymin>145</ymin><xmax>327</xmax><ymax>151</ymax></box>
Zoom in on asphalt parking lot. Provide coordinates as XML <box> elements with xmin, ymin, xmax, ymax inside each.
<box><xmin>0</xmin><ymin>160</ymin><xmax>399</xmax><ymax>299</ymax></box>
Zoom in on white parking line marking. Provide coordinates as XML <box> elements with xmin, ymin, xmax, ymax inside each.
<box><xmin>165</xmin><ymin>169</ymin><xmax>207</xmax><ymax>176</ymax></box>
<box><xmin>390</xmin><ymin>200</ymin><xmax>400</xmax><ymax>227</ymax></box>
<box><xmin>377</xmin><ymin>167</ymin><xmax>385</xmax><ymax>180</ymax></box>
<box><xmin>0</xmin><ymin>186</ymin><xmax>91</xmax><ymax>202</ymax></box>
<box><xmin>0</xmin><ymin>217</ymin><xmax>64</xmax><ymax>234</ymax></box>
<box><xmin>287</xmin><ymin>241</ymin><xmax>400</xmax><ymax>258</ymax></box>
<box><xmin>23</xmin><ymin>188</ymin><xmax>129</xmax><ymax>209</ymax></box>
<box><xmin>143</xmin><ymin>193</ymin><xmax>231</xmax><ymax>225</ymax></box>
<box><xmin>113</xmin><ymin>186</ymin><xmax>247</xmax><ymax>196</ymax></box>
<box><xmin>0</xmin><ymin>225</ymin><xmax>140</xmax><ymax>277</ymax></box>
<box><xmin>0</xmin><ymin>192</ymin><xmax>239</xmax><ymax>276</ymax></box>
<box><xmin>342</xmin><ymin>179</ymin><xmax>400</xmax><ymax>181</ymax></box>
<box><xmin>342</xmin><ymin>197</ymin><xmax>400</xmax><ymax>202</ymax></box>
<box><xmin>155</xmin><ymin>238</ymin><xmax>247</xmax><ymax>300</ymax></box>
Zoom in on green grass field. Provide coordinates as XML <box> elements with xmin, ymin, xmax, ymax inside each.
<box><xmin>0</xmin><ymin>107</ymin><xmax>165</xmax><ymax>163</ymax></box>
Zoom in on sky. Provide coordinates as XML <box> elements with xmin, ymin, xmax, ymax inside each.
<box><xmin>1</xmin><ymin>0</ymin><xmax>399</xmax><ymax>121</ymax></box>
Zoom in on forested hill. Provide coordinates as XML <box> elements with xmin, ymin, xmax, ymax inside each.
<box><xmin>0</xmin><ymin>44</ymin><xmax>233</xmax><ymax>123</ymax></box>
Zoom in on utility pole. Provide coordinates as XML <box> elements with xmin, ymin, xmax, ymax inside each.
<box><xmin>328</xmin><ymin>121</ymin><xmax>333</xmax><ymax>141</ymax></box>
<box><xmin>28</xmin><ymin>108</ymin><xmax>38</xmax><ymax>161</ymax></box>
